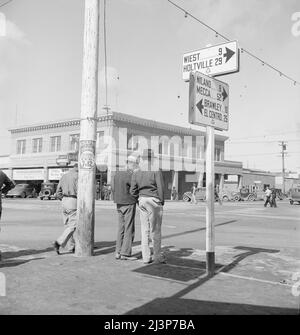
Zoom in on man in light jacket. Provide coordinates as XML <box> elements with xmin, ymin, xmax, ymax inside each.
<box><xmin>130</xmin><ymin>149</ymin><xmax>166</xmax><ymax>264</ymax></box>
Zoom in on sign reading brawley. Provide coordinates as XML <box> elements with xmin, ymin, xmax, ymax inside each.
<box><xmin>189</xmin><ymin>71</ymin><xmax>229</xmax><ymax>131</ymax></box>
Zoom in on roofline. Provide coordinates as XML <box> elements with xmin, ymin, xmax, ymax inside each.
<box><xmin>8</xmin><ymin>112</ymin><xmax>228</xmax><ymax>141</ymax></box>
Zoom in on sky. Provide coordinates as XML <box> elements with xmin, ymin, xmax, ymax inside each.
<box><xmin>0</xmin><ymin>0</ymin><xmax>299</xmax><ymax>173</ymax></box>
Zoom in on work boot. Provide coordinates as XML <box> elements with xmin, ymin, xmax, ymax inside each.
<box><xmin>53</xmin><ymin>241</ymin><xmax>60</xmax><ymax>255</ymax></box>
<box><xmin>120</xmin><ymin>255</ymin><xmax>138</xmax><ymax>261</ymax></box>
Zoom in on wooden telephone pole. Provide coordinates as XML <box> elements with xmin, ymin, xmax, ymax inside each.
<box><xmin>76</xmin><ymin>0</ymin><xmax>100</xmax><ymax>257</ymax></box>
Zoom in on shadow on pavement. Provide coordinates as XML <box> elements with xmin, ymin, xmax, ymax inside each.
<box><xmin>130</xmin><ymin>245</ymin><xmax>282</xmax><ymax>314</ymax></box>
<box><xmin>0</xmin><ymin>257</ymin><xmax>45</xmax><ymax>269</ymax></box>
<box><xmin>124</xmin><ymin>297</ymin><xmax>298</xmax><ymax>315</ymax></box>
<box><xmin>1</xmin><ymin>247</ymin><xmax>53</xmax><ymax>260</ymax></box>
<box><xmin>221</xmin><ymin>246</ymin><xmax>280</xmax><ymax>273</ymax></box>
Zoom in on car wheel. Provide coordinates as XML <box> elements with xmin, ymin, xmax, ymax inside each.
<box><xmin>183</xmin><ymin>194</ymin><xmax>191</xmax><ymax>202</ymax></box>
<box><xmin>21</xmin><ymin>192</ymin><xmax>26</xmax><ymax>199</ymax></box>
<box><xmin>222</xmin><ymin>195</ymin><xmax>229</xmax><ymax>202</ymax></box>
<box><xmin>248</xmin><ymin>195</ymin><xmax>255</xmax><ymax>201</ymax></box>
<box><xmin>290</xmin><ymin>200</ymin><xmax>294</xmax><ymax>205</ymax></box>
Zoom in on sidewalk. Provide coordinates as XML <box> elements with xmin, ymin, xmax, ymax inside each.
<box><xmin>0</xmin><ymin>242</ymin><xmax>299</xmax><ymax>315</ymax></box>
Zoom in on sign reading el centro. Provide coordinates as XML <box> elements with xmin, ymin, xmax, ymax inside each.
<box><xmin>189</xmin><ymin>71</ymin><xmax>229</xmax><ymax>131</ymax></box>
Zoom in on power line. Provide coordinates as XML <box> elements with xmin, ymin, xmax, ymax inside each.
<box><xmin>228</xmin><ymin>139</ymin><xmax>300</xmax><ymax>144</ymax></box>
<box><xmin>0</xmin><ymin>0</ymin><xmax>13</xmax><ymax>9</ymax></box>
<box><xmin>228</xmin><ymin>131</ymin><xmax>300</xmax><ymax>141</ymax></box>
<box><xmin>167</xmin><ymin>0</ymin><xmax>300</xmax><ymax>87</ymax></box>
<box><xmin>227</xmin><ymin>151</ymin><xmax>300</xmax><ymax>157</ymax></box>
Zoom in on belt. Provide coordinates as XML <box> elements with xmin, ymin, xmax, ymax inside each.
<box><xmin>63</xmin><ymin>195</ymin><xmax>77</xmax><ymax>199</ymax></box>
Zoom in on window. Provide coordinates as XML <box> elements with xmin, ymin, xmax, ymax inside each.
<box><xmin>17</xmin><ymin>140</ymin><xmax>26</xmax><ymax>154</ymax></box>
<box><xmin>32</xmin><ymin>138</ymin><xmax>43</xmax><ymax>153</ymax></box>
<box><xmin>215</xmin><ymin>147</ymin><xmax>221</xmax><ymax>161</ymax></box>
<box><xmin>127</xmin><ymin>134</ymin><xmax>138</xmax><ymax>151</ymax></box>
<box><xmin>50</xmin><ymin>136</ymin><xmax>61</xmax><ymax>152</ymax></box>
<box><xmin>97</xmin><ymin>131</ymin><xmax>105</xmax><ymax>148</ymax></box>
<box><xmin>69</xmin><ymin>134</ymin><xmax>79</xmax><ymax>151</ymax></box>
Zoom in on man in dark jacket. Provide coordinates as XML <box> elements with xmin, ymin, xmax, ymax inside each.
<box><xmin>0</xmin><ymin>170</ymin><xmax>14</xmax><ymax>261</ymax></box>
<box><xmin>130</xmin><ymin>149</ymin><xmax>166</xmax><ymax>264</ymax></box>
<box><xmin>0</xmin><ymin>170</ymin><xmax>14</xmax><ymax>220</ymax></box>
<box><xmin>112</xmin><ymin>154</ymin><xmax>139</xmax><ymax>260</ymax></box>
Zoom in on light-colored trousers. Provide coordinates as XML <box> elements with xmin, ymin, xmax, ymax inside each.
<box><xmin>57</xmin><ymin>197</ymin><xmax>77</xmax><ymax>249</ymax></box>
<box><xmin>138</xmin><ymin>196</ymin><xmax>163</xmax><ymax>263</ymax></box>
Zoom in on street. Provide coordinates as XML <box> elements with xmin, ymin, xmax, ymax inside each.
<box><xmin>0</xmin><ymin>198</ymin><xmax>299</xmax><ymax>314</ymax></box>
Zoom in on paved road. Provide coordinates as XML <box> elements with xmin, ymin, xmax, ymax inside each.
<box><xmin>0</xmin><ymin>198</ymin><xmax>299</xmax><ymax>314</ymax></box>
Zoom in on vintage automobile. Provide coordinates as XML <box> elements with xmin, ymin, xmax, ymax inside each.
<box><xmin>39</xmin><ymin>182</ymin><xmax>58</xmax><ymax>200</ymax></box>
<box><xmin>288</xmin><ymin>187</ymin><xmax>300</xmax><ymax>205</ymax></box>
<box><xmin>6</xmin><ymin>183</ymin><xmax>35</xmax><ymax>198</ymax></box>
<box><xmin>183</xmin><ymin>187</ymin><xmax>220</xmax><ymax>202</ymax></box>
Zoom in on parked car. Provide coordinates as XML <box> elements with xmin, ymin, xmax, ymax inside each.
<box><xmin>219</xmin><ymin>190</ymin><xmax>240</xmax><ymax>202</ymax></box>
<box><xmin>288</xmin><ymin>187</ymin><xmax>300</xmax><ymax>205</ymax></box>
<box><xmin>39</xmin><ymin>182</ymin><xmax>58</xmax><ymax>200</ymax></box>
<box><xmin>183</xmin><ymin>187</ymin><xmax>219</xmax><ymax>202</ymax></box>
<box><xmin>230</xmin><ymin>188</ymin><xmax>257</xmax><ymax>201</ymax></box>
<box><xmin>6</xmin><ymin>183</ymin><xmax>35</xmax><ymax>198</ymax></box>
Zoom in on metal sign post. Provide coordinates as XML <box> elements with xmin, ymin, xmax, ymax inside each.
<box><xmin>205</xmin><ymin>125</ymin><xmax>215</xmax><ymax>276</ymax></box>
<box><xmin>188</xmin><ymin>70</ymin><xmax>231</xmax><ymax>277</ymax></box>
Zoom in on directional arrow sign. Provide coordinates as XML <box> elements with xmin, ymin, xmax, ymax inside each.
<box><xmin>183</xmin><ymin>41</ymin><xmax>239</xmax><ymax>81</ymax></box>
<box><xmin>189</xmin><ymin>71</ymin><xmax>229</xmax><ymax>131</ymax></box>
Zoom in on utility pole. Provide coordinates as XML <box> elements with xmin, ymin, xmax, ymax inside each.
<box><xmin>279</xmin><ymin>141</ymin><xmax>287</xmax><ymax>194</ymax></box>
<box><xmin>76</xmin><ymin>0</ymin><xmax>100</xmax><ymax>257</ymax></box>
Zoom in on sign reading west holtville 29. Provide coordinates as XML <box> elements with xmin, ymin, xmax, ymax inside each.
<box><xmin>189</xmin><ymin>71</ymin><xmax>229</xmax><ymax>131</ymax></box>
<box><xmin>182</xmin><ymin>41</ymin><xmax>239</xmax><ymax>81</ymax></box>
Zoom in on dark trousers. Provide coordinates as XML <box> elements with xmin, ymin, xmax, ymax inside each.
<box><xmin>271</xmin><ymin>196</ymin><xmax>277</xmax><ymax>208</ymax></box>
<box><xmin>264</xmin><ymin>196</ymin><xmax>272</xmax><ymax>207</ymax></box>
<box><xmin>116</xmin><ymin>204</ymin><xmax>136</xmax><ymax>256</ymax></box>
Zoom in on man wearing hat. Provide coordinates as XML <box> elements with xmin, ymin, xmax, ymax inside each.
<box><xmin>53</xmin><ymin>163</ymin><xmax>79</xmax><ymax>255</ymax></box>
<box><xmin>111</xmin><ymin>153</ymin><xmax>139</xmax><ymax>260</ymax></box>
<box><xmin>130</xmin><ymin>149</ymin><xmax>166</xmax><ymax>264</ymax></box>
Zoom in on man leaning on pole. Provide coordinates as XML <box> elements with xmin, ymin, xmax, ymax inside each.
<box><xmin>53</xmin><ymin>163</ymin><xmax>79</xmax><ymax>255</ymax></box>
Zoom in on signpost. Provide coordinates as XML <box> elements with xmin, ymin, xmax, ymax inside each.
<box><xmin>183</xmin><ymin>40</ymin><xmax>239</xmax><ymax>81</ymax></box>
<box><xmin>189</xmin><ymin>71</ymin><xmax>229</xmax><ymax>131</ymax></box>
<box><xmin>187</xmin><ymin>40</ymin><xmax>237</xmax><ymax>275</ymax></box>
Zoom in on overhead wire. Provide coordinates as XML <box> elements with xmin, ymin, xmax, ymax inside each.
<box><xmin>167</xmin><ymin>0</ymin><xmax>300</xmax><ymax>86</ymax></box>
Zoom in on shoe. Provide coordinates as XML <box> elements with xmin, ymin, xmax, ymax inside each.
<box><xmin>143</xmin><ymin>259</ymin><xmax>153</xmax><ymax>264</ymax></box>
<box><xmin>53</xmin><ymin>241</ymin><xmax>60</xmax><ymax>255</ymax></box>
<box><xmin>115</xmin><ymin>252</ymin><xmax>121</xmax><ymax>260</ymax></box>
<box><xmin>120</xmin><ymin>255</ymin><xmax>138</xmax><ymax>261</ymax></box>
<box><xmin>154</xmin><ymin>259</ymin><xmax>167</xmax><ymax>264</ymax></box>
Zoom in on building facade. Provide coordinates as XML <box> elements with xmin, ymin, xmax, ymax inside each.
<box><xmin>1</xmin><ymin>112</ymin><xmax>249</xmax><ymax>198</ymax></box>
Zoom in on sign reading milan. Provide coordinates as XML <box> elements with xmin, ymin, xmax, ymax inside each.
<box><xmin>189</xmin><ymin>71</ymin><xmax>229</xmax><ymax>131</ymax></box>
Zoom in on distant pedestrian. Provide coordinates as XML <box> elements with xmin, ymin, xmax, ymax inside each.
<box><xmin>111</xmin><ymin>154</ymin><xmax>139</xmax><ymax>261</ymax></box>
<box><xmin>130</xmin><ymin>149</ymin><xmax>166</xmax><ymax>264</ymax></box>
<box><xmin>53</xmin><ymin>164</ymin><xmax>79</xmax><ymax>255</ymax></box>
<box><xmin>191</xmin><ymin>183</ymin><xmax>197</xmax><ymax>204</ymax></box>
<box><xmin>270</xmin><ymin>188</ymin><xmax>277</xmax><ymax>208</ymax></box>
<box><xmin>95</xmin><ymin>182</ymin><xmax>101</xmax><ymax>200</ymax></box>
<box><xmin>171</xmin><ymin>186</ymin><xmax>178</xmax><ymax>201</ymax></box>
<box><xmin>215</xmin><ymin>188</ymin><xmax>222</xmax><ymax>205</ymax></box>
<box><xmin>264</xmin><ymin>186</ymin><xmax>272</xmax><ymax>207</ymax></box>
